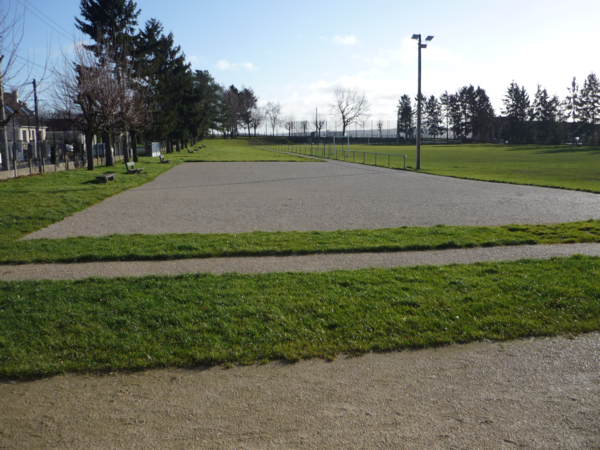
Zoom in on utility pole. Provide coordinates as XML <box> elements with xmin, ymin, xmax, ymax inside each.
<box><xmin>33</xmin><ymin>79</ymin><xmax>43</xmax><ymax>171</ymax></box>
<box><xmin>411</xmin><ymin>34</ymin><xmax>434</xmax><ymax>170</ymax></box>
<box><xmin>0</xmin><ymin>55</ymin><xmax>9</xmax><ymax>171</ymax></box>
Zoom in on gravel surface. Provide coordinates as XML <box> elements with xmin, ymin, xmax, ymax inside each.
<box><xmin>2</xmin><ymin>243</ymin><xmax>600</xmax><ymax>281</ymax></box>
<box><xmin>24</xmin><ymin>161</ymin><xmax>600</xmax><ymax>239</ymax></box>
<box><xmin>8</xmin><ymin>162</ymin><xmax>600</xmax><ymax>448</ymax></box>
<box><xmin>1</xmin><ymin>333</ymin><xmax>598</xmax><ymax>449</ymax></box>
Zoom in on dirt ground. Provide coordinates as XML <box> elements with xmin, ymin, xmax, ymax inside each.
<box><xmin>1</xmin><ymin>333</ymin><xmax>598</xmax><ymax>449</ymax></box>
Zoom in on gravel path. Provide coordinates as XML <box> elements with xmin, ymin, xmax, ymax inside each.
<box><xmin>24</xmin><ymin>161</ymin><xmax>600</xmax><ymax>239</ymax></box>
<box><xmin>2</xmin><ymin>243</ymin><xmax>600</xmax><ymax>281</ymax></box>
<box><xmin>7</xmin><ymin>162</ymin><xmax>600</xmax><ymax>448</ymax></box>
<box><xmin>2</xmin><ymin>333</ymin><xmax>598</xmax><ymax>449</ymax></box>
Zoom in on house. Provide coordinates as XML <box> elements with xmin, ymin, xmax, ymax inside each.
<box><xmin>3</xmin><ymin>90</ymin><xmax>47</xmax><ymax>145</ymax></box>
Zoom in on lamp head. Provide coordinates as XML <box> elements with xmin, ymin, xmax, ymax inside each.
<box><xmin>411</xmin><ymin>34</ymin><xmax>420</xmax><ymax>40</ymax></box>
<box><xmin>425</xmin><ymin>36</ymin><xmax>434</xmax><ymax>41</ymax></box>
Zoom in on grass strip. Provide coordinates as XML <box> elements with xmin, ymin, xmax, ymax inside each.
<box><xmin>1</xmin><ymin>255</ymin><xmax>598</xmax><ymax>378</ymax></box>
<box><xmin>274</xmin><ymin>142</ymin><xmax>600</xmax><ymax>193</ymax></box>
<box><xmin>0</xmin><ymin>156</ymin><xmax>178</xmax><ymax>242</ymax></box>
<box><xmin>178</xmin><ymin>139</ymin><xmax>315</xmax><ymax>162</ymax></box>
<box><xmin>3</xmin><ymin>220</ymin><xmax>600</xmax><ymax>264</ymax></box>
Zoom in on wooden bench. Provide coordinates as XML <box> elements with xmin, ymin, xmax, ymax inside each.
<box><xmin>159</xmin><ymin>155</ymin><xmax>171</xmax><ymax>163</ymax></box>
<box><xmin>96</xmin><ymin>173</ymin><xmax>116</xmax><ymax>183</ymax></box>
<box><xmin>125</xmin><ymin>162</ymin><xmax>144</xmax><ymax>174</ymax></box>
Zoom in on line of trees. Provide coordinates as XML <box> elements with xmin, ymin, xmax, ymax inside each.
<box><xmin>51</xmin><ymin>0</ymin><xmax>261</xmax><ymax>170</ymax></box>
<box><xmin>502</xmin><ymin>74</ymin><xmax>600</xmax><ymax>145</ymax></box>
<box><xmin>398</xmin><ymin>86</ymin><xmax>495</xmax><ymax>142</ymax></box>
<box><xmin>397</xmin><ymin>73</ymin><xmax>600</xmax><ymax>145</ymax></box>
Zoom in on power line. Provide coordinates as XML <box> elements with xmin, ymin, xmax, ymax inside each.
<box><xmin>20</xmin><ymin>0</ymin><xmax>75</xmax><ymax>40</ymax></box>
<box><xmin>14</xmin><ymin>53</ymin><xmax>58</xmax><ymax>76</ymax></box>
<box><xmin>17</xmin><ymin>0</ymin><xmax>74</xmax><ymax>42</ymax></box>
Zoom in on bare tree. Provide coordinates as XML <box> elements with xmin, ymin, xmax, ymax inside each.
<box><xmin>113</xmin><ymin>50</ymin><xmax>151</xmax><ymax>163</ymax></box>
<box><xmin>358</xmin><ymin>118</ymin><xmax>367</xmax><ymax>137</ymax></box>
<box><xmin>300</xmin><ymin>120</ymin><xmax>309</xmax><ymax>135</ymax></box>
<box><xmin>54</xmin><ymin>41</ymin><xmax>122</xmax><ymax>170</ymax></box>
<box><xmin>377</xmin><ymin>120</ymin><xmax>384</xmax><ymax>138</ymax></box>
<box><xmin>314</xmin><ymin>113</ymin><xmax>326</xmax><ymax>138</ymax></box>
<box><xmin>265</xmin><ymin>101</ymin><xmax>281</xmax><ymax>136</ymax></box>
<box><xmin>250</xmin><ymin>106</ymin><xmax>265</xmax><ymax>137</ymax></box>
<box><xmin>330</xmin><ymin>87</ymin><xmax>370</xmax><ymax>136</ymax></box>
<box><xmin>282</xmin><ymin>115</ymin><xmax>295</xmax><ymax>137</ymax></box>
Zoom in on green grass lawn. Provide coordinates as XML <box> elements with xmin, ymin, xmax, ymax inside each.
<box><xmin>1</xmin><ymin>139</ymin><xmax>600</xmax><ymax>263</ymax></box>
<box><xmin>171</xmin><ymin>137</ymin><xmax>317</xmax><ymax>162</ymax></box>
<box><xmin>0</xmin><ymin>156</ymin><xmax>176</xmax><ymax>243</ymax></box>
<box><xmin>270</xmin><ymin>142</ymin><xmax>600</xmax><ymax>193</ymax></box>
<box><xmin>3</xmin><ymin>221</ymin><xmax>600</xmax><ymax>264</ymax></box>
<box><xmin>2</xmin><ymin>140</ymin><xmax>600</xmax><ymax>379</ymax></box>
<box><xmin>1</xmin><ymin>255</ymin><xmax>598</xmax><ymax>378</ymax></box>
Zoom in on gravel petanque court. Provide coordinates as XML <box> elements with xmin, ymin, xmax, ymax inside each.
<box><xmin>25</xmin><ymin>160</ymin><xmax>600</xmax><ymax>239</ymax></box>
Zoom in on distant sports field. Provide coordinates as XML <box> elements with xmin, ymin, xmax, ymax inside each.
<box><xmin>278</xmin><ymin>143</ymin><xmax>600</xmax><ymax>193</ymax></box>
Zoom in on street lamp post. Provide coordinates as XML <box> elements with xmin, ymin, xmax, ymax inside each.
<box><xmin>411</xmin><ymin>34</ymin><xmax>433</xmax><ymax>170</ymax></box>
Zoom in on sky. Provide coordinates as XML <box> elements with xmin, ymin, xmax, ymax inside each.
<box><xmin>5</xmin><ymin>0</ymin><xmax>600</xmax><ymax>126</ymax></box>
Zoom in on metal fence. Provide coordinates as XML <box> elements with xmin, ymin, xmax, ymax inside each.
<box><xmin>0</xmin><ymin>140</ymin><xmax>131</xmax><ymax>179</ymax></box>
<box><xmin>257</xmin><ymin>143</ymin><xmax>407</xmax><ymax>170</ymax></box>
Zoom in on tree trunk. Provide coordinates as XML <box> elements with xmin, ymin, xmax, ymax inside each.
<box><xmin>122</xmin><ymin>133</ymin><xmax>129</xmax><ymax>163</ymax></box>
<box><xmin>103</xmin><ymin>131</ymin><xmax>114</xmax><ymax>166</ymax></box>
<box><xmin>102</xmin><ymin>132</ymin><xmax>113</xmax><ymax>166</ymax></box>
<box><xmin>86</xmin><ymin>131</ymin><xmax>94</xmax><ymax>170</ymax></box>
<box><xmin>0</xmin><ymin>62</ymin><xmax>9</xmax><ymax>171</ymax></box>
<box><xmin>0</xmin><ymin>125</ymin><xmax>8</xmax><ymax>171</ymax></box>
<box><xmin>132</xmin><ymin>132</ymin><xmax>139</xmax><ymax>162</ymax></box>
<box><xmin>176</xmin><ymin>139</ymin><xmax>180</xmax><ymax>152</ymax></box>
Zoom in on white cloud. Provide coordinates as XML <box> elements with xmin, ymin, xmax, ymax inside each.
<box><xmin>333</xmin><ymin>35</ymin><xmax>359</xmax><ymax>45</ymax></box>
<box><xmin>216</xmin><ymin>60</ymin><xmax>259</xmax><ymax>71</ymax></box>
<box><xmin>217</xmin><ymin>60</ymin><xmax>232</xmax><ymax>70</ymax></box>
<box><xmin>373</xmin><ymin>58</ymin><xmax>389</xmax><ymax>66</ymax></box>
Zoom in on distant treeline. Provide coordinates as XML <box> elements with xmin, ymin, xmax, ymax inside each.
<box><xmin>398</xmin><ymin>74</ymin><xmax>599</xmax><ymax>145</ymax></box>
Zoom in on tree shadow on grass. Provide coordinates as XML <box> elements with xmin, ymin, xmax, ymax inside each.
<box><xmin>501</xmin><ymin>145</ymin><xmax>600</xmax><ymax>155</ymax></box>
<box><xmin>534</xmin><ymin>146</ymin><xmax>600</xmax><ymax>155</ymax></box>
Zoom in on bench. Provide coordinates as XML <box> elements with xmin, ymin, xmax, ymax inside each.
<box><xmin>159</xmin><ymin>155</ymin><xmax>171</xmax><ymax>164</ymax></box>
<box><xmin>125</xmin><ymin>162</ymin><xmax>144</xmax><ymax>174</ymax></box>
<box><xmin>96</xmin><ymin>173</ymin><xmax>116</xmax><ymax>183</ymax></box>
<box><xmin>187</xmin><ymin>149</ymin><xmax>194</xmax><ymax>153</ymax></box>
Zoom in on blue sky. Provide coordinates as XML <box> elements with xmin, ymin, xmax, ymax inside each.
<box><xmin>7</xmin><ymin>0</ymin><xmax>600</xmax><ymax>124</ymax></box>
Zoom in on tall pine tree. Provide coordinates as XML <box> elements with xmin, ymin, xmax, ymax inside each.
<box><xmin>579</xmin><ymin>72</ymin><xmax>600</xmax><ymax>145</ymax></box>
<box><xmin>502</xmin><ymin>81</ymin><xmax>531</xmax><ymax>144</ymax></box>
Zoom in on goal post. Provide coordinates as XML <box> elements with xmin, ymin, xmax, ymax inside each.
<box><xmin>332</xmin><ymin>135</ymin><xmax>349</xmax><ymax>154</ymax></box>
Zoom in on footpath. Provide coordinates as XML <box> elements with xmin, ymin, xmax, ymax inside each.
<box><xmin>2</xmin><ymin>244</ymin><xmax>599</xmax><ymax>448</ymax></box>
<box><xmin>2</xmin><ymin>242</ymin><xmax>600</xmax><ymax>281</ymax></box>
